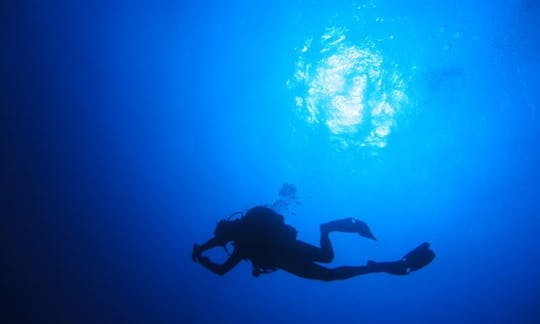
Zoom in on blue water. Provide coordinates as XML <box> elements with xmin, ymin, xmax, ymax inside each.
<box><xmin>2</xmin><ymin>0</ymin><xmax>539</xmax><ymax>323</ymax></box>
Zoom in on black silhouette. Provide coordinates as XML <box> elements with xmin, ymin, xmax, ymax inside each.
<box><xmin>192</xmin><ymin>206</ymin><xmax>435</xmax><ymax>281</ymax></box>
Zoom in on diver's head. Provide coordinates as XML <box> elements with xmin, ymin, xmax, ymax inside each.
<box><xmin>213</xmin><ymin>219</ymin><xmax>239</xmax><ymax>244</ymax></box>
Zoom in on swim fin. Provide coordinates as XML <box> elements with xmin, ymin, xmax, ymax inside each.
<box><xmin>321</xmin><ymin>218</ymin><xmax>378</xmax><ymax>241</ymax></box>
<box><xmin>367</xmin><ymin>242</ymin><xmax>435</xmax><ymax>275</ymax></box>
<box><xmin>402</xmin><ymin>242</ymin><xmax>435</xmax><ymax>273</ymax></box>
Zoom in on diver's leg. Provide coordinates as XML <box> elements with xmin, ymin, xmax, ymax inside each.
<box><xmin>292</xmin><ymin>240</ymin><xmax>334</xmax><ymax>263</ymax></box>
<box><xmin>278</xmin><ymin>260</ymin><xmax>384</xmax><ymax>282</ymax></box>
<box><xmin>297</xmin><ymin>219</ymin><xmax>366</xmax><ymax>263</ymax></box>
<box><xmin>285</xmin><ymin>225</ymin><xmax>336</xmax><ymax>264</ymax></box>
<box><xmin>281</xmin><ymin>242</ymin><xmax>436</xmax><ymax>281</ymax></box>
<box><xmin>318</xmin><ymin>226</ymin><xmax>334</xmax><ymax>263</ymax></box>
<box><xmin>296</xmin><ymin>219</ymin><xmax>374</xmax><ymax>264</ymax></box>
<box><xmin>306</xmin><ymin>220</ymin><xmax>356</xmax><ymax>263</ymax></box>
<box><xmin>301</xmin><ymin>219</ymin><xmax>380</xmax><ymax>266</ymax></box>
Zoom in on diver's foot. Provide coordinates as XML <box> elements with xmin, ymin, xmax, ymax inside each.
<box><xmin>367</xmin><ymin>260</ymin><xmax>408</xmax><ymax>275</ymax></box>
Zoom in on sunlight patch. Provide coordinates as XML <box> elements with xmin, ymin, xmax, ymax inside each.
<box><xmin>288</xmin><ymin>27</ymin><xmax>408</xmax><ymax>150</ymax></box>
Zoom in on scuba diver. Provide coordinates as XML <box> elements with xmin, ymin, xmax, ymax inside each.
<box><xmin>192</xmin><ymin>205</ymin><xmax>435</xmax><ymax>281</ymax></box>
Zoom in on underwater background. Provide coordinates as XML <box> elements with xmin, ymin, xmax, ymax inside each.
<box><xmin>2</xmin><ymin>0</ymin><xmax>540</xmax><ymax>323</ymax></box>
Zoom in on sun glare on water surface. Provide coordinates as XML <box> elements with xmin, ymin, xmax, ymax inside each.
<box><xmin>288</xmin><ymin>26</ymin><xmax>408</xmax><ymax>151</ymax></box>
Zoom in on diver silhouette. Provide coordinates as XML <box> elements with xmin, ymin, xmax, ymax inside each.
<box><xmin>192</xmin><ymin>206</ymin><xmax>435</xmax><ymax>281</ymax></box>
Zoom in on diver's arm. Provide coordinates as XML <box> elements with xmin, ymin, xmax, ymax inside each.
<box><xmin>192</xmin><ymin>237</ymin><xmax>224</xmax><ymax>261</ymax></box>
<box><xmin>198</xmin><ymin>251</ymin><xmax>243</xmax><ymax>276</ymax></box>
<box><xmin>192</xmin><ymin>236</ymin><xmax>242</xmax><ymax>275</ymax></box>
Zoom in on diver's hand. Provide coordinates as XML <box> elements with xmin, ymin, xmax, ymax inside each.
<box><xmin>192</xmin><ymin>244</ymin><xmax>202</xmax><ymax>262</ymax></box>
<box><xmin>198</xmin><ymin>256</ymin><xmax>212</xmax><ymax>268</ymax></box>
